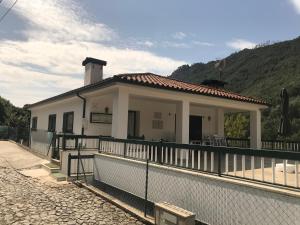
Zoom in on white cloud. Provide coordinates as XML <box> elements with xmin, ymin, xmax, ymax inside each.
<box><xmin>227</xmin><ymin>39</ymin><xmax>256</xmax><ymax>50</ymax></box>
<box><xmin>0</xmin><ymin>0</ymin><xmax>185</xmax><ymax>107</ymax></box>
<box><xmin>172</xmin><ymin>32</ymin><xmax>186</xmax><ymax>40</ymax></box>
<box><xmin>162</xmin><ymin>41</ymin><xmax>190</xmax><ymax>48</ymax></box>
<box><xmin>137</xmin><ymin>40</ymin><xmax>154</xmax><ymax>47</ymax></box>
<box><xmin>192</xmin><ymin>41</ymin><xmax>214</xmax><ymax>47</ymax></box>
<box><xmin>289</xmin><ymin>0</ymin><xmax>300</xmax><ymax>14</ymax></box>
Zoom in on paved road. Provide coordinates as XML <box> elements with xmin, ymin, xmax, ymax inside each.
<box><xmin>0</xmin><ymin>141</ymin><xmax>145</xmax><ymax>225</ymax></box>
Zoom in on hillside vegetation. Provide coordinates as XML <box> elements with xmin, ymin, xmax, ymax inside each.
<box><xmin>171</xmin><ymin>37</ymin><xmax>300</xmax><ymax>140</ymax></box>
<box><xmin>0</xmin><ymin>96</ymin><xmax>29</xmax><ymax>129</ymax></box>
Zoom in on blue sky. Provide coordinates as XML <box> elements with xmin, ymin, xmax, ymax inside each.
<box><xmin>0</xmin><ymin>0</ymin><xmax>300</xmax><ymax>106</ymax></box>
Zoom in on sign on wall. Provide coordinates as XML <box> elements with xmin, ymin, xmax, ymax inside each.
<box><xmin>90</xmin><ymin>112</ymin><xmax>112</xmax><ymax>124</ymax></box>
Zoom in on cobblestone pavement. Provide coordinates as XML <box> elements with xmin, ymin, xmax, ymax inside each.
<box><xmin>0</xmin><ymin>166</ymin><xmax>145</xmax><ymax>225</ymax></box>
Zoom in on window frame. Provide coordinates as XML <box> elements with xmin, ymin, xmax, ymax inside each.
<box><xmin>48</xmin><ymin>114</ymin><xmax>56</xmax><ymax>132</ymax></box>
<box><xmin>62</xmin><ymin>111</ymin><xmax>74</xmax><ymax>134</ymax></box>
<box><xmin>31</xmin><ymin>117</ymin><xmax>38</xmax><ymax>130</ymax></box>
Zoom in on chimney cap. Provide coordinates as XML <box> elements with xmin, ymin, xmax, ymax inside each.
<box><xmin>201</xmin><ymin>79</ymin><xmax>227</xmax><ymax>89</ymax></box>
<box><xmin>82</xmin><ymin>57</ymin><xmax>107</xmax><ymax>66</ymax></box>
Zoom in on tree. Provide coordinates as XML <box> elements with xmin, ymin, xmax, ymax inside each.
<box><xmin>225</xmin><ymin>113</ymin><xmax>249</xmax><ymax>138</ymax></box>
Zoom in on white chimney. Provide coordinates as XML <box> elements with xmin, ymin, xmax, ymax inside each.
<box><xmin>82</xmin><ymin>57</ymin><xmax>107</xmax><ymax>86</ymax></box>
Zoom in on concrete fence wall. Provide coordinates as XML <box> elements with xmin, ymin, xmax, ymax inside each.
<box><xmin>94</xmin><ymin>153</ymin><xmax>300</xmax><ymax>225</ymax></box>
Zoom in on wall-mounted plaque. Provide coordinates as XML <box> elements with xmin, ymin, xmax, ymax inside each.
<box><xmin>90</xmin><ymin>112</ymin><xmax>112</xmax><ymax>124</ymax></box>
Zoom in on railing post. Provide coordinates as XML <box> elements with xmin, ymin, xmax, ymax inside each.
<box><xmin>123</xmin><ymin>142</ymin><xmax>127</xmax><ymax>158</ymax></box>
<box><xmin>75</xmin><ymin>137</ymin><xmax>78</xmax><ymax>149</ymax></box>
<box><xmin>67</xmin><ymin>153</ymin><xmax>71</xmax><ymax>177</ymax></box>
<box><xmin>55</xmin><ymin>135</ymin><xmax>60</xmax><ymax>159</ymax></box>
<box><xmin>158</xmin><ymin>139</ymin><xmax>163</xmax><ymax>164</ymax></box>
<box><xmin>62</xmin><ymin>135</ymin><xmax>66</xmax><ymax>150</ymax></box>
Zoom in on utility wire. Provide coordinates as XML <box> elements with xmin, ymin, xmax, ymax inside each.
<box><xmin>0</xmin><ymin>0</ymin><xmax>18</xmax><ymax>24</ymax></box>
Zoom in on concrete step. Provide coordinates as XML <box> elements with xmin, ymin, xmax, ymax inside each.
<box><xmin>67</xmin><ymin>173</ymin><xmax>94</xmax><ymax>182</ymax></box>
<box><xmin>42</xmin><ymin>163</ymin><xmax>60</xmax><ymax>174</ymax></box>
<box><xmin>51</xmin><ymin>172</ymin><xmax>67</xmax><ymax>182</ymax></box>
<box><xmin>50</xmin><ymin>159</ymin><xmax>60</xmax><ymax>166</ymax></box>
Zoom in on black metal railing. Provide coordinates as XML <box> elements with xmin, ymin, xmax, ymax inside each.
<box><xmin>67</xmin><ymin>153</ymin><xmax>94</xmax><ymax>178</ymax></box>
<box><xmin>100</xmin><ymin>137</ymin><xmax>300</xmax><ymax>189</ymax></box>
<box><xmin>226</xmin><ymin>137</ymin><xmax>250</xmax><ymax>148</ymax></box>
<box><xmin>55</xmin><ymin>134</ymin><xmax>300</xmax><ymax>190</ymax></box>
<box><xmin>226</xmin><ymin>137</ymin><xmax>300</xmax><ymax>152</ymax></box>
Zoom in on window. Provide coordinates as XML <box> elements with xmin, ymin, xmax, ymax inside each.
<box><xmin>31</xmin><ymin>117</ymin><xmax>38</xmax><ymax>130</ymax></box>
<box><xmin>128</xmin><ymin>111</ymin><xmax>140</xmax><ymax>137</ymax></box>
<box><xmin>62</xmin><ymin>112</ymin><xmax>74</xmax><ymax>133</ymax></box>
<box><xmin>48</xmin><ymin>114</ymin><xmax>56</xmax><ymax>132</ymax></box>
<box><xmin>153</xmin><ymin>112</ymin><xmax>162</xmax><ymax>119</ymax></box>
<box><xmin>152</xmin><ymin>120</ymin><xmax>163</xmax><ymax>129</ymax></box>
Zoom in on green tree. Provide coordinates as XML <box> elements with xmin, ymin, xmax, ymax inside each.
<box><xmin>225</xmin><ymin>113</ymin><xmax>249</xmax><ymax>138</ymax></box>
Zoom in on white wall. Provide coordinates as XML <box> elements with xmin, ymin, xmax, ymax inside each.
<box><xmin>129</xmin><ymin>98</ymin><xmax>176</xmax><ymax>141</ymax></box>
<box><xmin>85</xmin><ymin>94</ymin><xmax>113</xmax><ymax>136</ymax></box>
<box><xmin>129</xmin><ymin>98</ymin><xmax>220</xmax><ymax>141</ymax></box>
<box><xmin>190</xmin><ymin>105</ymin><xmax>217</xmax><ymax>137</ymax></box>
<box><xmin>30</xmin><ymin>93</ymin><xmax>221</xmax><ymax>141</ymax></box>
<box><xmin>30</xmin><ymin>97</ymin><xmax>83</xmax><ymax>134</ymax></box>
<box><xmin>94</xmin><ymin>154</ymin><xmax>300</xmax><ymax>225</ymax></box>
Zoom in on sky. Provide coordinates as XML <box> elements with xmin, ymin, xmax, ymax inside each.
<box><xmin>0</xmin><ymin>0</ymin><xmax>300</xmax><ymax>107</ymax></box>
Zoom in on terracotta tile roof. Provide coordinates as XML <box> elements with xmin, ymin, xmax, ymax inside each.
<box><xmin>27</xmin><ymin>72</ymin><xmax>267</xmax><ymax>109</ymax></box>
<box><xmin>114</xmin><ymin>73</ymin><xmax>267</xmax><ymax>105</ymax></box>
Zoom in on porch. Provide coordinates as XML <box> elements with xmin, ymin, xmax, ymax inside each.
<box><xmin>84</xmin><ymin>86</ymin><xmax>263</xmax><ymax>149</ymax></box>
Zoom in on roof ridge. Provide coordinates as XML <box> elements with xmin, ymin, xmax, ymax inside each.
<box><xmin>114</xmin><ymin>72</ymin><xmax>160</xmax><ymax>77</ymax></box>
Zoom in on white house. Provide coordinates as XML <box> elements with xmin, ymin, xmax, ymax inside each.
<box><xmin>27</xmin><ymin>57</ymin><xmax>268</xmax><ymax>150</ymax></box>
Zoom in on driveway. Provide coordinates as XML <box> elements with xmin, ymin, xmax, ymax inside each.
<box><xmin>0</xmin><ymin>141</ymin><xmax>48</xmax><ymax>169</ymax></box>
<box><xmin>0</xmin><ymin>141</ymin><xmax>145</xmax><ymax>225</ymax></box>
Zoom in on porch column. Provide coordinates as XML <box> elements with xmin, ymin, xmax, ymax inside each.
<box><xmin>112</xmin><ymin>88</ymin><xmax>129</xmax><ymax>139</ymax></box>
<box><xmin>216</xmin><ymin>108</ymin><xmax>224</xmax><ymax>136</ymax></box>
<box><xmin>176</xmin><ymin>100</ymin><xmax>190</xmax><ymax>144</ymax></box>
<box><xmin>250</xmin><ymin>110</ymin><xmax>261</xmax><ymax>149</ymax></box>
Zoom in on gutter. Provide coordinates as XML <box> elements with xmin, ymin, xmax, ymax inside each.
<box><xmin>76</xmin><ymin>93</ymin><xmax>86</xmax><ymax>135</ymax></box>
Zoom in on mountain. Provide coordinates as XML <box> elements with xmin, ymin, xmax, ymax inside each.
<box><xmin>171</xmin><ymin>37</ymin><xmax>300</xmax><ymax>140</ymax></box>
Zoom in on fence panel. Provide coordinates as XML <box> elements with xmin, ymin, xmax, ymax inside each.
<box><xmin>93</xmin><ymin>153</ymin><xmax>300</xmax><ymax>225</ymax></box>
<box><xmin>30</xmin><ymin>130</ymin><xmax>53</xmax><ymax>157</ymax></box>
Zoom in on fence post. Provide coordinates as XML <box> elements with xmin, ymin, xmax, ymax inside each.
<box><xmin>144</xmin><ymin>156</ymin><xmax>149</xmax><ymax>217</ymax></box>
<box><xmin>98</xmin><ymin>136</ymin><xmax>101</xmax><ymax>152</ymax></box>
<box><xmin>218</xmin><ymin>149</ymin><xmax>222</xmax><ymax>176</ymax></box>
<box><xmin>67</xmin><ymin>153</ymin><xmax>71</xmax><ymax>177</ymax></box>
<box><xmin>76</xmin><ymin>144</ymin><xmax>80</xmax><ymax>181</ymax></box>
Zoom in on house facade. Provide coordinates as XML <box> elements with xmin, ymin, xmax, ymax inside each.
<box><xmin>27</xmin><ymin>57</ymin><xmax>268</xmax><ymax>150</ymax></box>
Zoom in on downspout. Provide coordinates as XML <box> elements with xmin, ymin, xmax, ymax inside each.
<box><xmin>28</xmin><ymin>110</ymin><xmax>31</xmax><ymax>148</ymax></box>
<box><xmin>76</xmin><ymin>93</ymin><xmax>86</xmax><ymax>135</ymax></box>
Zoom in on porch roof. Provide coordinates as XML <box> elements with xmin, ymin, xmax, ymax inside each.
<box><xmin>26</xmin><ymin>73</ymin><xmax>267</xmax><ymax>109</ymax></box>
<box><xmin>114</xmin><ymin>73</ymin><xmax>267</xmax><ymax>105</ymax></box>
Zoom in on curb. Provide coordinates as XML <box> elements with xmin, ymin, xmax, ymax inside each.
<box><xmin>74</xmin><ymin>181</ymin><xmax>155</xmax><ymax>225</ymax></box>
